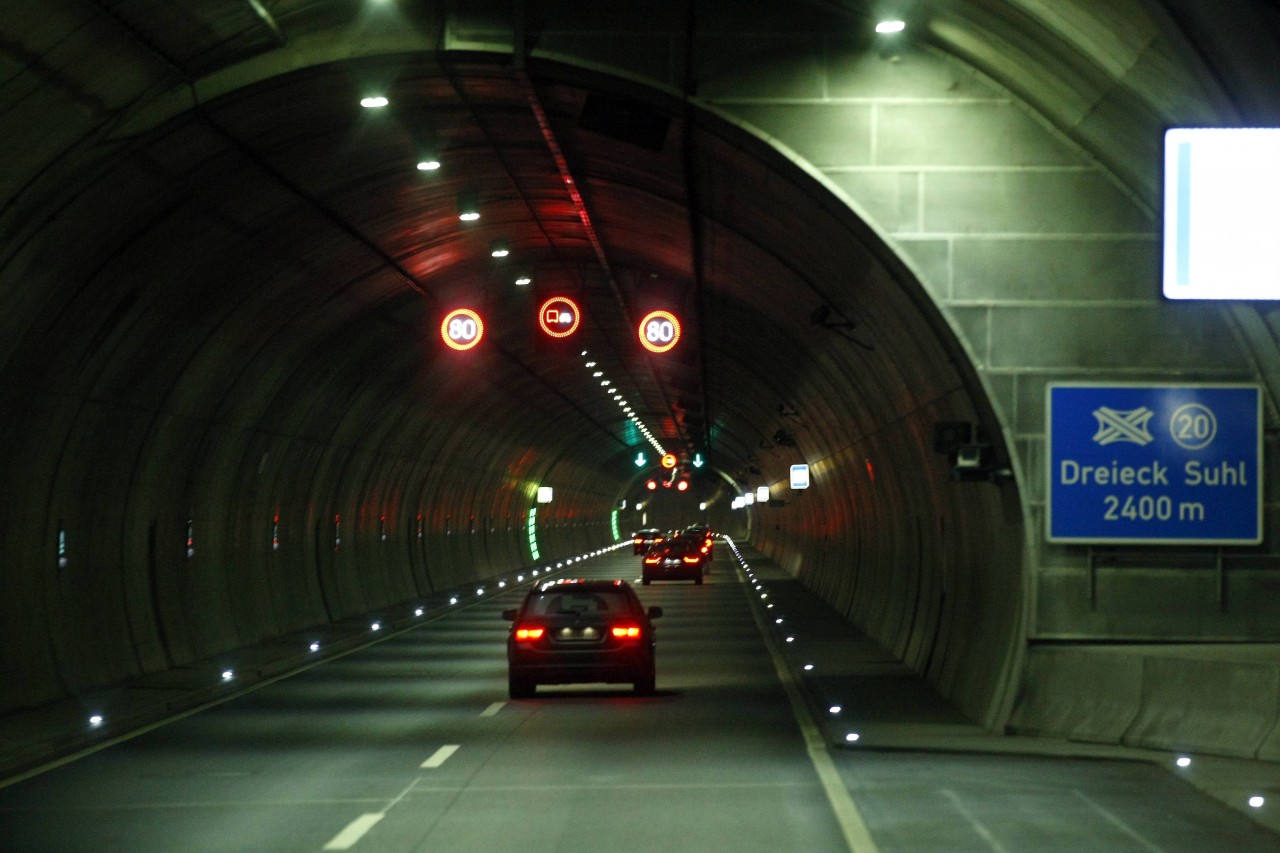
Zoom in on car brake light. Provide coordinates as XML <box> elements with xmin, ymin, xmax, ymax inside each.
<box><xmin>683</xmin><ymin>554</ymin><xmax>701</xmax><ymax>564</ymax></box>
<box><xmin>611</xmin><ymin>625</ymin><xmax>641</xmax><ymax>638</ymax></box>
<box><xmin>515</xmin><ymin>626</ymin><xmax>545</xmax><ymax>641</ymax></box>
<box><xmin>644</xmin><ymin>554</ymin><xmax>661</xmax><ymax>564</ymax></box>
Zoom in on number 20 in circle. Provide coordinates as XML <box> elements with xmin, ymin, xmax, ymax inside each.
<box><xmin>638</xmin><ymin>310</ymin><xmax>681</xmax><ymax>354</ymax></box>
<box><xmin>441</xmin><ymin>308</ymin><xmax>484</xmax><ymax>351</ymax></box>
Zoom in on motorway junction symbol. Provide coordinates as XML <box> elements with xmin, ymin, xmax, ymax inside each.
<box><xmin>1091</xmin><ymin>406</ymin><xmax>1154</xmax><ymax>446</ymax></box>
<box><xmin>1046</xmin><ymin>383</ymin><xmax>1261</xmax><ymax>545</ymax></box>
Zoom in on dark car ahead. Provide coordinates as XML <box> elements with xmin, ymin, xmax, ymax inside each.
<box><xmin>632</xmin><ymin>527</ymin><xmax>665</xmax><ymax>554</ymax></box>
<box><xmin>502</xmin><ymin>579</ymin><xmax>663</xmax><ymax>698</ymax></box>
<box><xmin>642</xmin><ymin>535</ymin><xmax>706</xmax><ymax>585</ymax></box>
<box><xmin>684</xmin><ymin>524</ymin><xmax>715</xmax><ymax>561</ymax></box>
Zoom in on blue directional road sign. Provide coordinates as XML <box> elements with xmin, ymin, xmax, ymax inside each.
<box><xmin>1046</xmin><ymin>383</ymin><xmax>1261</xmax><ymax>544</ymax></box>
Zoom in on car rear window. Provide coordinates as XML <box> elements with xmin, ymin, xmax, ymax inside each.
<box><xmin>527</xmin><ymin>590</ymin><xmax>631</xmax><ymax>616</ymax></box>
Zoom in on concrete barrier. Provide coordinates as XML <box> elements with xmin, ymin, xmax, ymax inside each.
<box><xmin>1124</xmin><ymin>655</ymin><xmax>1279</xmax><ymax>758</ymax></box>
<box><xmin>1010</xmin><ymin>645</ymin><xmax>1280</xmax><ymax>759</ymax></box>
<box><xmin>1008</xmin><ymin>647</ymin><xmax>1142</xmax><ymax>744</ymax></box>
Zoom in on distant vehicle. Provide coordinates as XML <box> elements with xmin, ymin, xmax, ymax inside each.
<box><xmin>632</xmin><ymin>527</ymin><xmax>665</xmax><ymax>554</ymax></box>
<box><xmin>642</xmin><ymin>537</ymin><xmax>706</xmax><ymax>585</ymax></box>
<box><xmin>684</xmin><ymin>524</ymin><xmax>715</xmax><ymax>561</ymax></box>
<box><xmin>502</xmin><ymin>579</ymin><xmax>662</xmax><ymax>698</ymax></box>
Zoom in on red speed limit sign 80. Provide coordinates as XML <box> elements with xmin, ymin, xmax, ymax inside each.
<box><xmin>441</xmin><ymin>308</ymin><xmax>484</xmax><ymax>351</ymax></box>
<box><xmin>638</xmin><ymin>310</ymin><xmax>681</xmax><ymax>354</ymax></box>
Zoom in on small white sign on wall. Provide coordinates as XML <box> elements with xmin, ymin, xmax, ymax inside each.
<box><xmin>789</xmin><ymin>464</ymin><xmax>810</xmax><ymax>490</ymax></box>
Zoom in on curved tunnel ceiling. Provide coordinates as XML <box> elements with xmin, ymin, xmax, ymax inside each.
<box><xmin>6</xmin><ymin>43</ymin><xmax>976</xmax><ymax>508</ymax></box>
<box><xmin>5</xmin><ymin>0</ymin><xmax>1275</xmax><ymax>509</ymax></box>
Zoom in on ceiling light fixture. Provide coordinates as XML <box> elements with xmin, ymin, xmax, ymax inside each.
<box><xmin>416</xmin><ymin>160</ymin><xmax>440</xmax><ymax>171</ymax></box>
<box><xmin>876</xmin><ymin>20</ymin><xmax>905</xmax><ymax>33</ymax></box>
<box><xmin>360</xmin><ymin>96</ymin><xmax>389</xmax><ymax>108</ymax></box>
<box><xmin>457</xmin><ymin>189</ymin><xmax>480</xmax><ymax>221</ymax></box>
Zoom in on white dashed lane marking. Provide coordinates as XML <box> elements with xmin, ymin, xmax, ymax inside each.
<box><xmin>322</xmin><ymin>813</ymin><xmax>384</xmax><ymax>850</ymax></box>
<box><xmin>421</xmin><ymin>744</ymin><xmax>461</xmax><ymax>769</ymax></box>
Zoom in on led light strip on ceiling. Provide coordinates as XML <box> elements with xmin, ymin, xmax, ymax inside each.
<box><xmin>582</xmin><ymin>350</ymin><xmax>665</xmax><ymax>457</ymax></box>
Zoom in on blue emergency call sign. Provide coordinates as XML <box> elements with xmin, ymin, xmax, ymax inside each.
<box><xmin>1046</xmin><ymin>383</ymin><xmax>1261</xmax><ymax>544</ymax></box>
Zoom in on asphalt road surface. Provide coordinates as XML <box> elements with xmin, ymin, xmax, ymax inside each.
<box><xmin>0</xmin><ymin>544</ymin><xmax>1274</xmax><ymax>852</ymax></box>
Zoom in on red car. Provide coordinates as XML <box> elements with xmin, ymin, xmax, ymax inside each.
<box><xmin>503</xmin><ymin>579</ymin><xmax>663</xmax><ymax>697</ymax></box>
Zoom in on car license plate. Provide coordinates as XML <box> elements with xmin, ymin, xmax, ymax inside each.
<box><xmin>556</xmin><ymin>626</ymin><xmax>602</xmax><ymax>642</ymax></box>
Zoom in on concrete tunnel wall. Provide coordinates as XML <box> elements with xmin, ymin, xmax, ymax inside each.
<box><xmin>674</xmin><ymin>17</ymin><xmax>1280</xmax><ymax>754</ymax></box>
<box><xmin>0</xmin><ymin>371</ymin><xmax>624</xmax><ymax>710</ymax></box>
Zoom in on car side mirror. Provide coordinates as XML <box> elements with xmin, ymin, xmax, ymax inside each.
<box><xmin>502</xmin><ymin>608</ymin><xmax>518</xmax><ymax>621</ymax></box>
<box><xmin>647</xmin><ymin>606</ymin><xmax>663</xmax><ymax>619</ymax></box>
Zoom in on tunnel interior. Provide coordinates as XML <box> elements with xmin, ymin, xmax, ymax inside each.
<box><xmin>10</xmin><ymin>0</ymin><xmax>1280</xmax><ymax>766</ymax></box>
<box><xmin>0</xmin><ymin>47</ymin><xmax>1021</xmax><ymax>728</ymax></box>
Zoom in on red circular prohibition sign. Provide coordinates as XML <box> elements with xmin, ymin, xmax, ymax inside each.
<box><xmin>638</xmin><ymin>310</ymin><xmax>681</xmax><ymax>354</ymax></box>
<box><xmin>441</xmin><ymin>308</ymin><xmax>484</xmax><ymax>351</ymax></box>
<box><xmin>538</xmin><ymin>296</ymin><xmax>581</xmax><ymax>338</ymax></box>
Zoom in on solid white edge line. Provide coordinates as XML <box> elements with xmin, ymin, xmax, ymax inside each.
<box><xmin>940</xmin><ymin>789</ymin><xmax>1009</xmax><ymax>853</ymax></box>
<box><xmin>322</xmin><ymin>812</ymin><xmax>384</xmax><ymax>850</ymax></box>
<box><xmin>1071</xmin><ymin>789</ymin><xmax>1166</xmax><ymax>853</ymax></box>
<box><xmin>736</xmin><ymin>555</ymin><xmax>880</xmax><ymax>853</ymax></box>
<box><xmin>421</xmin><ymin>744</ymin><xmax>461</xmax><ymax>769</ymax></box>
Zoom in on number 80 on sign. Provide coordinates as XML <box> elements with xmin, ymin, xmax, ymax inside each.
<box><xmin>638</xmin><ymin>310</ymin><xmax>681</xmax><ymax>354</ymax></box>
<box><xmin>441</xmin><ymin>308</ymin><xmax>484</xmax><ymax>351</ymax></box>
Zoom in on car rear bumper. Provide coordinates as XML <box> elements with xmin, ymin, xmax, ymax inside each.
<box><xmin>643</xmin><ymin>564</ymin><xmax>702</xmax><ymax>581</ymax></box>
<box><xmin>509</xmin><ymin>647</ymin><xmax>652</xmax><ymax>685</ymax></box>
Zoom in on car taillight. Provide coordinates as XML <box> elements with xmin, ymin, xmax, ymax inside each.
<box><xmin>683</xmin><ymin>554</ymin><xmax>701</xmax><ymax>564</ymax></box>
<box><xmin>633</xmin><ymin>537</ymin><xmax>643</xmax><ymax>545</ymax></box>
<box><xmin>643</xmin><ymin>554</ymin><xmax>661</xmax><ymax>564</ymax></box>
<box><xmin>515</xmin><ymin>626</ymin><xmax>545</xmax><ymax>641</ymax></box>
<box><xmin>611</xmin><ymin>625</ymin><xmax>641</xmax><ymax>639</ymax></box>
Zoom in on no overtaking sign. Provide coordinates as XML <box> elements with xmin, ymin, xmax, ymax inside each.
<box><xmin>1046</xmin><ymin>383</ymin><xmax>1262</xmax><ymax>544</ymax></box>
